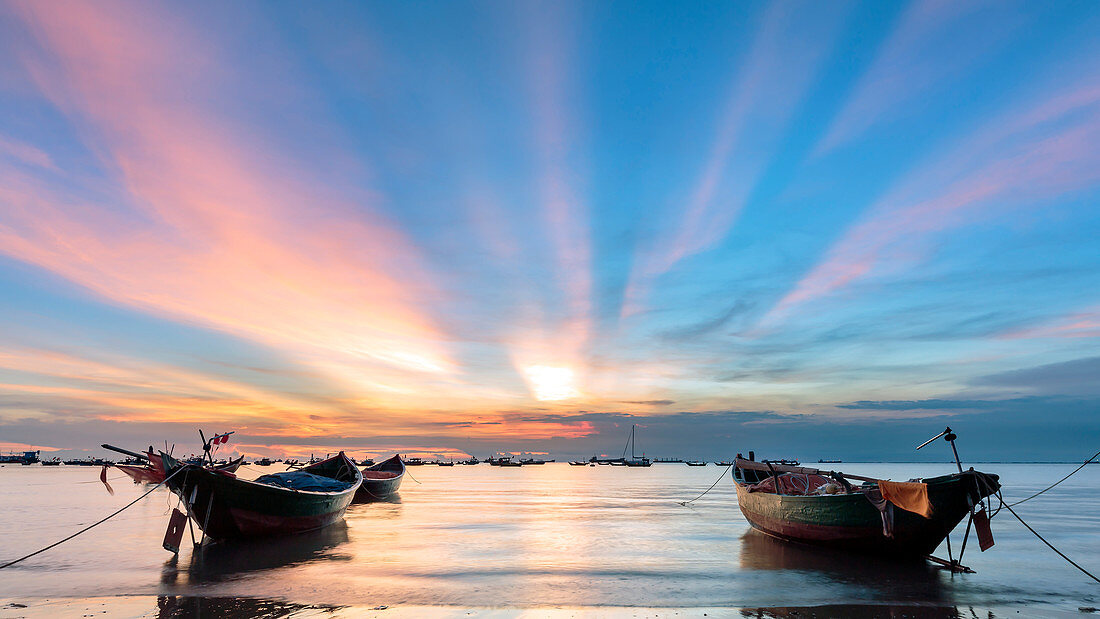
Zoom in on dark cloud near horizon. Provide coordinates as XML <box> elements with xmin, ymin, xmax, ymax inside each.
<box><xmin>972</xmin><ymin>356</ymin><xmax>1100</xmax><ymax>396</ymax></box>
<box><xmin>5</xmin><ymin>396</ymin><xmax>1099</xmax><ymax>463</ymax></box>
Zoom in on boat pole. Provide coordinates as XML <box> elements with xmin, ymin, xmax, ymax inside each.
<box><xmin>101</xmin><ymin>443</ymin><xmax>150</xmax><ymax>462</ymax></box>
<box><xmin>946</xmin><ymin>430</ymin><xmax>963</xmax><ymax>474</ymax></box>
<box><xmin>916</xmin><ymin>427</ymin><xmax>963</xmax><ymax>474</ymax></box>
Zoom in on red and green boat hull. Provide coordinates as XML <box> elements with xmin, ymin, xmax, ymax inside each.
<box><xmin>735</xmin><ymin>471</ymin><xmax>999</xmax><ymax>558</ymax></box>
<box><xmin>162</xmin><ymin>452</ymin><xmax>361</xmax><ymax>540</ymax></box>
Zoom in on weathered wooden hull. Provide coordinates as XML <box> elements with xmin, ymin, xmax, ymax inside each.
<box><xmin>735</xmin><ymin>471</ymin><xmax>998</xmax><ymax>558</ymax></box>
<box><xmin>355</xmin><ymin>454</ymin><xmax>404</xmax><ymax>501</ymax></box>
<box><xmin>162</xmin><ymin>452</ymin><xmax>361</xmax><ymax>540</ymax></box>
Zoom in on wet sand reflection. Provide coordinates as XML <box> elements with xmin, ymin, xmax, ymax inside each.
<box><xmin>739</xmin><ymin>529</ymin><xmax>950</xmax><ymax>604</ymax></box>
<box><xmin>161</xmin><ymin>521</ymin><xmax>352</xmax><ymax>584</ymax></box>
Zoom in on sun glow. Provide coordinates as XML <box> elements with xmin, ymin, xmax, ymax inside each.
<box><xmin>524</xmin><ymin>365</ymin><xmax>580</xmax><ymax>401</ymax></box>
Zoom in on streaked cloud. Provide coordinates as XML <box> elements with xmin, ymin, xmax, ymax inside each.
<box><xmin>817</xmin><ymin>0</ymin><xmax>1024</xmax><ymax>153</ymax></box>
<box><xmin>622</xmin><ymin>2</ymin><xmax>851</xmax><ymax>317</ymax></box>
<box><xmin>1001</xmin><ymin>306</ymin><xmax>1100</xmax><ymax>340</ymax></box>
<box><xmin>761</xmin><ymin>80</ymin><xmax>1100</xmax><ymax>328</ymax></box>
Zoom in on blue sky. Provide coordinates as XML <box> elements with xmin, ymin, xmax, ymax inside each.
<box><xmin>0</xmin><ymin>0</ymin><xmax>1098</xmax><ymax>460</ymax></box>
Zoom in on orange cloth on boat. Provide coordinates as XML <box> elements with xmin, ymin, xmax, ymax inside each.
<box><xmin>878</xmin><ymin>480</ymin><xmax>933</xmax><ymax>518</ymax></box>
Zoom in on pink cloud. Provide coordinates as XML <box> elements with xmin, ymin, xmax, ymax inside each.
<box><xmin>1001</xmin><ymin>307</ymin><xmax>1100</xmax><ymax>340</ymax></box>
<box><xmin>523</xmin><ymin>1</ymin><xmax>593</xmax><ymax>344</ymax></box>
<box><xmin>0</xmin><ymin>134</ymin><xmax>56</xmax><ymax>170</ymax></box>
<box><xmin>1</xmin><ymin>1</ymin><xmax>456</xmax><ymax>394</ymax></box>
<box><xmin>761</xmin><ymin>83</ymin><xmax>1100</xmax><ymax>327</ymax></box>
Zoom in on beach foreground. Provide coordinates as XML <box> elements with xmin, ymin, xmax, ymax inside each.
<box><xmin>1</xmin><ymin>597</ymin><xmax>1093</xmax><ymax>619</ymax></box>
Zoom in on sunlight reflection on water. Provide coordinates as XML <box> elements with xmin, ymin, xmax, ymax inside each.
<box><xmin>0</xmin><ymin>462</ymin><xmax>1097</xmax><ymax>612</ymax></box>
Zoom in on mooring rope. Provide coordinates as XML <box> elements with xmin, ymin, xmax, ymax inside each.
<box><xmin>1007</xmin><ymin>449</ymin><xmax>1100</xmax><ymax>507</ymax></box>
<box><xmin>968</xmin><ymin>472</ymin><xmax>1100</xmax><ymax>584</ymax></box>
<box><xmin>0</xmin><ymin>466</ymin><xmax>184</xmax><ymax>570</ymax></box>
<box><xmin>678</xmin><ymin>464</ymin><xmax>733</xmax><ymax>506</ymax></box>
<box><xmin>1002</xmin><ymin>501</ymin><xmax>1100</xmax><ymax>584</ymax></box>
<box><xmin>18</xmin><ymin>474</ymin><xmax>131</xmax><ymax>487</ymax></box>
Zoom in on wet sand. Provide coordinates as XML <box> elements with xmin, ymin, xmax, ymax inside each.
<box><xmin>0</xmin><ymin>596</ymin><xmax>1090</xmax><ymax>619</ymax></box>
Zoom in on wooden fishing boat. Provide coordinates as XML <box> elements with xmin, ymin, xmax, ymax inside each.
<box><xmin>161</xmin><ymin>451</ymin><xmax>362</xmax><ymax>540</ymax></box>
<box><xmin>355</xmin><ymin>454</ymin><xmax>404</xmax><ymax>501</ymax></box>
<box><xmin>733</xmin><ymin>455</ymin><xmax>999</xmax><ymax>558</ymax></box>
<box><xmin>686</xmin><ymin>461</ymin><xmax>707</xmax><ymax>466</ymax></box>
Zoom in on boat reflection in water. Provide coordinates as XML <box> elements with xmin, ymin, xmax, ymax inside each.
<box><xmin>172</xmin><ymin>520</ymin><xmax>352</xmax><ymax>584</ymax></box>
<box><xmin>737</xmin><ymin>605</ymin><xmax>979</xmax><ymax>619</ymax></box>
<box><xmin>153</xmin><ymin>595</ymin><xmax>339</xmax><ymax>619</ymax></box>
<box><xmin>739</xmin><ymin>529</ymin><xmax>952</xmax><ymax>605</ymax></box>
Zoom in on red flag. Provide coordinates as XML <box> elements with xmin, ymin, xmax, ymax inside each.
<box><xmin>221</xmin><ymin>434</ymin><xmax>229</xmax><ymax>444</ymax></box>
<box><xmin>100</xmin><ymin>465</ymin><xmax>114</xmax><ymax>496</ymax></box>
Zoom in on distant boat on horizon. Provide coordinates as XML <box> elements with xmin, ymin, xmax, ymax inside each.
<box><xmin>622</xmin><ymin>424</ymin><xmax>651</xmax><ymax>467</ymax></box>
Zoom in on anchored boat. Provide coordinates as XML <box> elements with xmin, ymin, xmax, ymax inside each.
<box><xmin>356</xmin><ymin>454</ymin><xmax>405</xmax><ymax>501</ymax></box>
<box><xmin>733</xmin><ymin>429</ymin><xmax>999</xmax><ymax>564</ymax></box>
<box><xmin>160</xmin><ymin>451</ymin><xmax>362</xmax><ymax>541</ymax></box>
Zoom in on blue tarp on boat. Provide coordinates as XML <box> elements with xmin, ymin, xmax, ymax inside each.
<box><xmin>254</xmin><ymin>471</ymin><xmax>351</xmax><ymax>492</ymax></box>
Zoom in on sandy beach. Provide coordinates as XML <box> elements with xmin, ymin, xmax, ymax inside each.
<box><xmin>2</xmin><ymin>597</ymin><xmax>1092</xmax><ymax>619</ymax></box>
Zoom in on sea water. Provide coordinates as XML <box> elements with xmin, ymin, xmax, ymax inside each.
<box><xmin>0</xmin><ymin>462</ymin><xmax>1097</xmax><ymax>615</ymax></box>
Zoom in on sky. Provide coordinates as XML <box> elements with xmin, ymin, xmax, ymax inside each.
<box><xmin>0</xmin><ymin>0</ymin><xmax>1098</xmax><ymax>462</ymax></box>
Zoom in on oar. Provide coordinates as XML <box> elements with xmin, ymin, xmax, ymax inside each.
<box><xmin>101</xmin><ymin>444</ymin><xmax>150</xmax><ymax>462</ymax></box>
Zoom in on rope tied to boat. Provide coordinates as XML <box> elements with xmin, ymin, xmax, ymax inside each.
<box><xmin>1007</xmin><ymin>449</ymin><xmax>1099</xmax><ymax>508</ymax></box>
<box><xmin>971</xmin><ymin>469</ymin><xmax>1100</xmax><ymax>584</ymax></box>
<box><xmin>678</xmin><ymin>464</ymin><xmax>733</xmax><ymax>506</ymax></box>
<box><xmin>0</xmin><ymin>466</ymin><xmax>185</xmax><ymax>570</ymax></box>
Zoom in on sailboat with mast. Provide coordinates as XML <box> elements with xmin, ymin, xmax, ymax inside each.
<box><xmin>623</xmin><ymin>424</ymin><xmax>652</xmax><ymax>467</ymax></box>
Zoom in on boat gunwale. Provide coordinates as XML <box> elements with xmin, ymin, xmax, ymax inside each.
<box><xmin>733</xmin><ymin>457</ymin><xmax>995</xmax><ymax>496</ymax></box>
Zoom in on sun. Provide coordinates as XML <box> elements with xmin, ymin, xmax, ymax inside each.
<box><xmin>524</xmin><ymin>365</ymin><xmax>581</xmax><ymax>401</ymax></box>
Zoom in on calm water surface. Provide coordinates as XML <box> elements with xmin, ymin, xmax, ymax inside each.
<box><xmin>0</xmin><ymin>462</ymin><xmax>1097</xmax><ymax>613</ymax></box>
